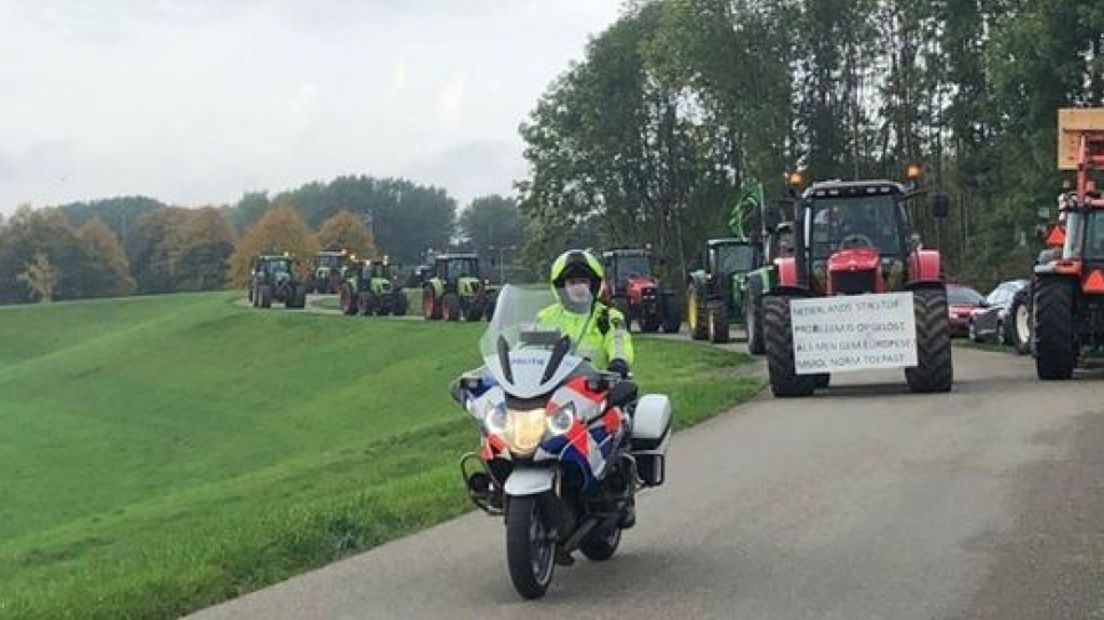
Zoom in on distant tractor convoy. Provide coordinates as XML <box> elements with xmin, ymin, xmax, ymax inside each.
<box><xmin>339</xmin><ymin>259</ymin><xmax>409</xmax><ymax>317</ymax></box>
<box><xmin>421</xmin><ymin>254</ymin><xmax>498</xmax><ymax>322</ymax></box>
<box><xmin>601</xmin><ymin>247</ymin><xmax>681</xmax><ymax>333</ymax></box>
<box><xmin>248</xmin><ymin>255</ymin><xmax>307</xmax><ymax>309</ymax></box>
<box><xmin>241</xmin><ymin>109</ymin><xmax>1103</xmax><ymax>394</ymax></box>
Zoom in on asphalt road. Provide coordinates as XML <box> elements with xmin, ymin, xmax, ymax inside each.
<box><xmin>190</xmin><ymin>346</ymin><xmax>1104</xmax><ymax>620</ymax></box>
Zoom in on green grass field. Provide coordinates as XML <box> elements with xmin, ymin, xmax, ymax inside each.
<box><xmin>0</xmin><ymin>292</ymin><xmax>761</xmax><ymax>619</ymax></box>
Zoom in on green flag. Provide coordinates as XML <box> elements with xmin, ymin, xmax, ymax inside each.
<box><xmin>728</xmin><ymin>182</ymin><xmax>764</xmax><ymax>240</ymax></box>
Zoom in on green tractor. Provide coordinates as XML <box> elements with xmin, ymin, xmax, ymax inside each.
<box><xmin>339</xmin><ymin>259</ymin><xmax>409</xmax><ymax>317</ymax></box>
<box><xmin>248</xmin><ymin>255</ymin><xmax>307</xmax><ymax>309</ymax></box>
<box><xmin>686</xmin><ymin>239</ymin><xmax>762</xmax><ymax>343</ymax></box>
<box><xmin>421</xmin><ymin>254</ymin><xmax>497</xmax><ymax>322</ymax></box>
<box><xmin>743</xmin><ymin>221</ymin><xmax>795</xmax><ymax>354</ymax></box>
<box><xmin>308</xmin><ymin>250</ymin><xmax>351</xmax><ymax>294</ymax></box>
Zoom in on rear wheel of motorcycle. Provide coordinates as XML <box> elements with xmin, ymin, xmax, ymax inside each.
<box><xmin>579</xmin><ymin>524</ymin><xmax>622</xmax><ymax>562</ymax></box>
<box><xmin>506</xmin><ymin>494</ymin><xmax>555</xmax><ymax>599</ymax></box>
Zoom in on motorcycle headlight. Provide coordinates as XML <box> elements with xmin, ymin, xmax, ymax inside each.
<box><xmin>502</xmin><ymin>408</ymin><xmax>546</xmax><ymax>456</ymax></box>
<box><xmin>547</xmin><ymin>402</ymin><xmax>576</xmax><ymax>436</ymax></box>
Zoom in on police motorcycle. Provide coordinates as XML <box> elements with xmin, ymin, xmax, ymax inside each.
<box><xmin>450</xmin><ymin>285</ymin><xmax>673</xmax><ymax>599</ymax></box>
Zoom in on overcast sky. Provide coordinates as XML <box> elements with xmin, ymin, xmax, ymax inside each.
<box><xmin>0</xmin><ymin>1</ymin><xmax>621</xmax><ymax>215</ymax></box>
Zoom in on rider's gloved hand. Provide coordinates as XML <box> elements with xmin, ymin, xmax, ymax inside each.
<box><xmin>608</xmin><ymin>358</ymin><xmax>630</xmax><ymax>379</ymax></box>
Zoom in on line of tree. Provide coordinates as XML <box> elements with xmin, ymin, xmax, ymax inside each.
<box><xmin>0</xmin><ymin>182</ymin><xmax>528</xmax><ymax>303</ymax></box>
<box><xmin>518</xmin><ymin>0</ymin><xmax>1104</xmax><ymax>291</ymax></box>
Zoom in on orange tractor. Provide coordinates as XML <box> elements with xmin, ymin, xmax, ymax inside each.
<box><xmin>1033</xmin><ymin>108</ymin><xmax>1104</xmax><ymax>379</ymax></box>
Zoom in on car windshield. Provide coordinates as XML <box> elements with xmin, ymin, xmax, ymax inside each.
<box><xmin>810</xmin><ymin>195</ymin><xmax>904</xmax><ymax>258</ymax></box>
<box><xmin>715</xmin><ymin>244</ymin><xmax>756</xmax><ymax>273</ymax></box>
<box><xmin>446</xmin><ymin>258</ymin><xmax>478</xmax><ymax>278</ymax></box>
<box><xmin>318</xmin><ymin>255</ymin><xmax>342</xmax><ymax>268</ymax></box>
<box><xmin>611</xmin><ymin>255</ymin><xmax>652</xmax><ymax>282</ymax></box>
<box><xmin>947</xmin><ymin>286</ymin><xmax>983</xmax><ymax>305</ymax></box>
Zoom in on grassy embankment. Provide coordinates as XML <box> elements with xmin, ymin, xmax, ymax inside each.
<box><xmin>0</xmin><ymin>292</ymin><xmax>761</xmax><ymax>619</ymax></box>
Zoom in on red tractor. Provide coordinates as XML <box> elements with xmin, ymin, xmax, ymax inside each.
<box><xmin>1033</xmin><ymin>108</ymin><xmax>1104</xmax><ymax>379</ymax></box>
<box><xmin>600</xmin><ymin>248</ymin><xmax>682</xmax><ymax>333</ymax></box>
<box><xmin>762</xmin><ymin>175</ymin><xmax>953</xmax><ymax>396</ymax></box>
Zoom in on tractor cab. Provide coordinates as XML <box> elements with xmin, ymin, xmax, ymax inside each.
<box><xmin>601</xmin><ymin>248</ymin><xmax>680</xmax><ymax>334</ymax></box>
<box><xmin>799</xmin><ymin>181</ymin><xmax>929</xmax><ymax>295</ymax></box>
<box><xmin>254</xmin><ymin>255</ymin><xmax>294</xmax><ymax>284</ymax></box>
<box><xmin>311</xmin><ymin>250</ymin><xmax>351</xmax><ymax>293</ymax></box>
<box><xmin>434</xmin><ymin>254</ymin><xmax>481</xmax><ymax>283</ymax></box>
<box><xmin>602</xmin><ymin>249</ymin><xmax>657</xmax><ymax>298</ymax></box>
<box><xmin>366</xmin><ymin>259</ymin><xmax>401</xmax><ymax>294</ymax></box>
<box><xmin>706</xmin><ymin>239</ymin><xmax>759</xmax><ymax>281</ymax></box>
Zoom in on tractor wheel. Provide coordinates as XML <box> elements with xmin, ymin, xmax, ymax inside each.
<box><xmin>1011</xmin><ymin>288</ymin><xmax>1033</xmax><ymax>355</ymax></box>
<box><xmin>687</xmin><ymin>286</ymin><xmax>707</xmax><ymax>340</ymax></box>
<box><xmin>464</xmin><ymin>298</ymin><xmax>484</xmax><ymax>322</ymax></box>
<box><xmin>443</xmin><ymin>293</ymin><xmax>461</xmax><ymax>321</ymax></box>
<box><xmin>393</xmin><ymin>292</ymin><xmax>408</xmax><ymax>316</ymax></box>
<box><xmin>707</xmin><ymin>299</ymin><xmax>730</xmax><ymax>344</ymax></box>
<box><xmin>1034</xmin><ymin>277</ymin><xmax>1077</xmax><ymax>380</ymax></box>
<box><xmin>249</xmin><ymin>286</ymin><xmax>258</xmax><ymax>308</ymax></box>
<box><xmin>340</xmin><ymin>285</ymin><xmax>359</xmax><ymax>316</ymax></box>
<box><xmin>661</xmin><ymin>295</ymin><xmax>682</xmax><ymax>334</ymax></box>
<box><xmin>357</xmin><ymin>293</ymin><xmax>371</xmax><ymax>316</ymax></box>
<box><xmin>905</xmin><ymin>288</ymin><xmax>954</xmax><ymax>393</ymax></box>
<box><xmin>375</xmin><ymin>297</ymin><xmax>390</xmax><ymax>316</ymax></box>
<box><xmin>422</xmin><ymin>287</ymin><xmax>442</xmax><ymax>320</ymax></box>
<box><xmin>745</xmin><ymin>279</ymin><xmax>766</xmax><ymax>355</ymax></box>
<box><xmin>764</xmin><ymin>296</ymin><xmax>816</xmax><ymax>397</ymax></box>
<box><xmin>289</xmin><ymin>284</ymin><xmax>307</xmax><ymax>309</ymax></box>
<box><xmin>640</xmin><ymin>310</ymin><xmax>660</xmax><ymax>333</ymax></box>
<box><xmin>484</xmin><ymin>293</ymin><xmax>497</xmax><ymax>322</ymax></box>
<box><xmin>612</xmin><ymin>296</ymin><xmax>632</xmax><ymax>332</ymax></box>
<box><xmin>259</xmin><ymin>285</ymin><xmax>273</xmax><ymax>309</ymax></box>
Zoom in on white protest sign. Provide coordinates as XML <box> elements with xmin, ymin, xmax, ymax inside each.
<box><xmin>790</xmin><ymin>292</ymin><xmax>917</xmax><ymax>374</ymax></box>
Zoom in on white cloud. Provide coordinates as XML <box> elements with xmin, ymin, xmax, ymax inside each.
<box><xmin>0</xmin><ymin>1</ymin><xmax>621</xmax><ymax>212</ymax></box>
<box><xmin>435</xmin><ymin>71</ymin><xmax>467</xmax><ymax>132</ymax></box>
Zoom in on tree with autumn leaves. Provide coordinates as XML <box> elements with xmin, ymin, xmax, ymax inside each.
<box><xmin>226</xmin><ymin>203</ymin><xmax>319</xmax><ymax>286</ymax></box>
<box><xmin>0</xmin><ymin>208</ymin><xmax>134</xmax><ymax>303</ymax></box>
<box><xmin>316</xmin><ymin>209</ymin><xmax>377</xmax><ymax>258</ymax></box>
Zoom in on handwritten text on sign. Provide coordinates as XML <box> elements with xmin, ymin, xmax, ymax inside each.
<box><xmin>790</xmin><ymin>292</ymin><xmax>917</xmax><ymax>374</ymax></box>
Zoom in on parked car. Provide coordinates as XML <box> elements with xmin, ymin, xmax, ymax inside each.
<box><xmin>969</xmin><ymin>279</ymin><xmax>1030</xmax><ymax>350</ymax></box>
<box><xmin>947</xmin><ymin>284</ymin><xmax>984</xmax><ymax>337</ymax></box>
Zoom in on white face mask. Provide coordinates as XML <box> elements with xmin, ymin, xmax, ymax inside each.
<box><xmin>565</xmin><ymin>282</ymin><xmax>593</xmax><ymax>306</ymax></box>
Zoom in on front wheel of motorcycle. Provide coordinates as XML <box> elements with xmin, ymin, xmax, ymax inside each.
<box><xmin>506</xmin><ymin>494</ymin><xmax>556</xmax><ymax>599</ymax></box>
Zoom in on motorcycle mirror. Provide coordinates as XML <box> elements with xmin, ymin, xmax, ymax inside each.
<box><xmin>448</xmin><ymin>380</ymin><xmax>464</xmax><ymax>404</ymax></box>
<box><xmin>607</xmin><ymin>380</ymin><xmax>638</xmax><ymax>409</ymax></box>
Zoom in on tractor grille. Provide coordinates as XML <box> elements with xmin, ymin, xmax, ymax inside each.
<box><xmin>832</xmin><ymin>270</ymin><xmax>876</xmax><ymax>295</ymax></box>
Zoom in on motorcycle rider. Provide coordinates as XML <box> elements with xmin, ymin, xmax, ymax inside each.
<box><xmin>538</xmin><ymin>249</ymin><xmax>634</xmax><ymax>377</ymax></box>
<box><xmin>539</xmin><ymin>249</ymin><xmax>637</xmax><ymax>542</ymax></box>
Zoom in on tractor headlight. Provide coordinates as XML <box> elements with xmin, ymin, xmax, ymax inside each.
<box><xmin>546</xmin><ymin>402</ymin><xmax>576</xmax><ymax>436</ymax></box>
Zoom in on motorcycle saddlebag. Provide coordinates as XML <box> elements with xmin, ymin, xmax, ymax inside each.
<box><xmin>631</xmin><ymin>394</ymin><xmax>672</xmax><ymax>487</ymax></box>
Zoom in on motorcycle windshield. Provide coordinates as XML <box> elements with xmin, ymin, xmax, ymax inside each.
<box><xmin>479</xmin><ymin>285</ymin><xmax>587</xmax><ymax>399</ymax></box>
